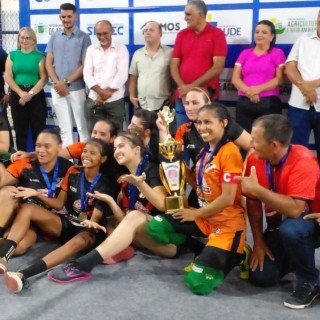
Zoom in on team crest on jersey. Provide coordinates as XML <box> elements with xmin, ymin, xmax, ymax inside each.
<box><xmin>134</xmin><ymin>201</ymin><xmax>149</xmax><ymax>214</ymax></box>
<box><xmin>70</xmin><ymin>186</ymin><xmax>77</xmax><ymax>192</ymax></box>
<box><xmin>202</xmin><ymin>186</ymin><xmax>210</xmax><ymax>193</ymax></box>
<box><xmin>205</xmin><ymin>163</ymin><xmax>216</xmax><ymax>172</ymax></box>
<box><xmin>73</xmin><ymin>199</ymin><xmax>81</xmax><ymax>213</ymax></box>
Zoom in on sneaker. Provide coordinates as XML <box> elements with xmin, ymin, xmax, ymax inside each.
<box><xmin>101</xmin><ymin>246</ymin><xmax>135</xmax><ymax>265</ymax></box>
<box><xmin>0</xmin><ymin>257</ymin><xmax>8</xmax><ymax>274</ymax></box>
<box><xmin>284</xmin><ymin>283</ymin><xmax>320</xmax><ymax>309</ymax></box>
<box><xmin>47</xmin><ymin>263</ymin><xmax>91</xmax><ymax>284</ymax></box>
<box><xmin>3</xmin><ymin>272</ymin><xmax>27</xmax><ymax>293</ymax></box>
<box><xmin>184</xmin><ymin>262</ymin><xmax>193</xmax><ymax>273</ymax></box>
<box><xmin>239</xmin><ymin>243</ymin><xmax>252</xmax><ymax>280</ymax></box>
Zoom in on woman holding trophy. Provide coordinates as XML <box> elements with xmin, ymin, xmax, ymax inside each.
<box><xmin>158</xmin><ymin>87</ymin><xmax>252</xmax><ymax>166</ymax></box>
<box><xmin>147</xmin><ymin>103</ymin><xmax>246</xmax><ymax>295</ymax></box>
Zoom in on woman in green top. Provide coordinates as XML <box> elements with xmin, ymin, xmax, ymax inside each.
<box><xmin>5</xmin><ymin>27</ymin><xmax>47</xmax><ymax>151</ymax></box>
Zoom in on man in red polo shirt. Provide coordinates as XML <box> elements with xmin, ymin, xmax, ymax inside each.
<box><xmin>171</xmin><ymin>0</ymin><xmax>227</xmax><ymax>127</ymax></box>
<box><xmin>238</xmin><ymin>114</ymin><xmax>320</xmax><ymax>309</ymax></box>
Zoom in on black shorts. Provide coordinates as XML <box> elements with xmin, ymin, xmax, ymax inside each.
<box><xmin>162</xmin><ymin>214</ymin><xmax>205</xmax><ymax>238</ymax></box>
<box><xmin>59</xmin><ymin>215</ymin><xmax>107</xmax><ymax>248</ymax></box>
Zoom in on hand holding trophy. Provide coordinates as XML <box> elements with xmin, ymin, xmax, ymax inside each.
<box><xmin>158</xmin><ymin>106</ymin><xmax>188</xmax><ymax>213</ymax></box>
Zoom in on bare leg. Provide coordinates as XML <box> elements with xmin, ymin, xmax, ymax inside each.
<box><xmin>0</xmin><ymin>186</ymin><xmax>19</xmax><ymax>229</ymax></box>
<box><xmin>96</xmin><ymin>210</ymin><xmax>176</xmax><ymax>259</ymax></box>
<box><xmin>7</xmin><ymin>203</ymin><xmax>62</xmax><ymax>244</ymax></box>
<box><xmin>11</xmin><ymin>228</ymin><xmax>37</xmax><ymax>256</ymax></box>
<box><xmin>43</xmin><ymin>232</ymin><xmax>96</xmax><ymax>269</ymax></box>
<box><xmin>133</xmin><ymin>225</ymin><xmax>176</xmax><ymax>257</ymax></box>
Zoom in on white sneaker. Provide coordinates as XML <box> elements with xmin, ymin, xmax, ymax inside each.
<box><xmin>3</xmin><ymin>272</ymin><xmax>25</xmax><ymax>293</ymax></box>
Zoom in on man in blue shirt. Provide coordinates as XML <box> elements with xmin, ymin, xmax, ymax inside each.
<box><xmin>45</xmin><ymin>2</ymin><xmax>91</xmax><ymax>147</ymax></box>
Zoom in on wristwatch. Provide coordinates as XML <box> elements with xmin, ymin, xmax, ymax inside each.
<box><xmin>63</xmin><ymin>79</ymin><xmax>71</xmax><ymax>87</ymax></box>
<box><xmin>28</xmin><ymin>90</ymin><xmax>34</xmax><ymax>95</ymax></box>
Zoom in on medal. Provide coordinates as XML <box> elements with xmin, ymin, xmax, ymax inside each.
<box><xmin>78</xmin><ymin>211</ymin><xmax>87</xmax><ymax>222</ymax></box>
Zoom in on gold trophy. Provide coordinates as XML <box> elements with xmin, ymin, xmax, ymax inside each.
<box><xmin>158</xmin><ymin>106</ymin><xmax>188</xmax><ymax>214</ymax></box>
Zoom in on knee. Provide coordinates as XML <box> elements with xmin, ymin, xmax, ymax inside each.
<box><xmin>279</xmin><ymin>217</ymin><xmax>312</xmax><ymax>241</ymax></box>
<box><xmin>184</xmin><ymin>264</ymin><xmax>224</xmax><ymax>295</ymax></box>
<box><xmin>249</xmin><ymin>259</ymin><xmax>280</xmax><ymax>287</ymax></box>
<box><xmin>0</xmin><ymin>186</ymin><xmax>18</xmax><ymax>203</ymax></box>
<box><xmin>66</xmin><ymin>234</ymin><xmax>94</xmax><ymax>252</ymax></box>
<box><xmin>19</xmin><ymin>203</ymin><xmax>36</xmax><ymax>218</ymax></box>
<box><xmin>124</xmin><ymin>210</ymin><xmax>146</xmax><ymax>225</ymax></box>
<box><xmin>146</xmin><ymin>215</ymin><xmax>186</xmax><ymax>245</ymax></box>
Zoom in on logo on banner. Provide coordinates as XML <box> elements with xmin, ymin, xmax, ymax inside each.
<box><xmin>269</xmin><ymin>16</ymin><xmax>316</xmax><ymax>34</ymax></box>
<box><xmin>86</xmin><ymin>23</ymin><xmax>124</xmax><ymax>36</ymax></box>
<box><xmin>208</xmin><ymin>12</ymin><xmax>243</xmax><ymax>38</ymax></box>
<box><xmin>140</xmin><ymin>22</ymin><xmax>181</xmax><ymax>33</ymax></box>
<box><xmin>207</xmin><ymin>13</ymin><xmax>218</xmax><ymax>27</ymax></box>
<box><xmin>34</xmin><ymin>23</ymin><xmax>63</xmax><ymax>35</ymax></box>
<box><xmin>270</xmin><ymin>18</ymin><xmax>286</xmax><ymax>34</ymax></box>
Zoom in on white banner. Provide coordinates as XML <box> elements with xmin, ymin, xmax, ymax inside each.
<box><xmin>30</xmin><ymin>0</ymin><xmax>74</xmax><ymax>10</ymax></box>
<box><xmin>259</xmin><ymin>7</ymin><xmax>318</xmax><ymax>44</ymax></box>
<box><xmin>134</xmin><ymin>12</ymin><xmax>185</xmax><ymax>45</ymax></box>
<box><xmin>209</xmin><ymin>10</ymin><xmax>253</xmax><ymax>44</ymax></box>
<box><xmin>134</xmin><ymin>0</ymin><xmax>186</xmax><ymax>6</ymax></box>
<box><xmin>261</xmin><ymin>0</ymin><xmax>317</xmax><ymax>2</ymax></box>
<box><xmin>31</xmin><ymin>15</ymin><xmax>62</xmax><ymax>45</ymax></box>
<box><xmin>205</xmin><ymin>0</ymin><xmax>252</xmax><ymax>3</ymax></box>
<box><xmin>80</xmin><ymin>13</ymin><xmax>129</xmax><ymax>45</ymax></box>
<box><xmin>79</xmin><ymin>0</ymin><xmax>128</xmax><ymax>8</ymax></box>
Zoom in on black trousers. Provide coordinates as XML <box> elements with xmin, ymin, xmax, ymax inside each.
<box><xmin>9</xmin><ymin>86</ymin><xmax>47</xmax><ymax>151</ymax></box>
<box><xmin>236</xmin><ymin>95</ymin><xmax>282</xmax><ymax>134</ymax></box>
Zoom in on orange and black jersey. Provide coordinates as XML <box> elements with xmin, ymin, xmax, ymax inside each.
<box><xmin>7</xmin><ymin>156</ymin><xmax>72</xmax><ymax>206</ymax></box>
<box><xmin>175</xmin><ymin>121</ymin><xmax>244</xmax><ymax>163</ymax></box>
<box><xmin>61</xmin><ymin>166</ymin><xmax>112</xmax><ymax>224</ymax></box>
<box><xmin>67</xmin><ymin>141</ymin><xmax>127</xmax><ymax>199</ymax></box>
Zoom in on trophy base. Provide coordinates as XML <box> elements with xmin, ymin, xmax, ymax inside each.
<box><xmin>165</xmin><ymin>195</ymin><xmax>188</xmax><ymax>214</ymax></box>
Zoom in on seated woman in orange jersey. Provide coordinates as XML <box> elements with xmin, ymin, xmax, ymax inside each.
<box><xmin>2</xmin><ymin>139</ymin><xmax>114</xmax><ymax>293</ymax></box>
<box><xmin>0</xmin><ymin>128</ymin><xmax>72</xmax><ymax>254</ymax></box>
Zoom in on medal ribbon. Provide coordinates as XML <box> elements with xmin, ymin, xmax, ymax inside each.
<box><xmin>266</xmin><ymin>146</ymin><xmax>291</xmax><ymax>192</ymax></box>
<box><xmin>128</xmin><ymin>159</ymin><xmax>145</xmax><ymax>210</ymax></box>
<box><xmin>40</xmin><ymin>160</ymin><xmax>59</xmax><ymax>198</ymax></box>
<box><xmin>197</xmin><ymin>143</ymin><xmax>217</xmax><ymax>189</ymax></box>
<box><xmin>80</xmin><ymin>170</ymin><xmax>102</xmax><ymax>212</ymax></box>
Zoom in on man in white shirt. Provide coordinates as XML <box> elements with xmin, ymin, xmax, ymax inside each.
<box><xmin>285</xmin><ymin>10</ymin><xmax>320</xmax><ymax>163</ymax></box>
<box><xmin>83</xmin><ymin>20</ymin><xmax>129</xmax><ymax>131</ymax></box>
<box><xmin>129</xmin><ymin>21</ymin><xmax>173</xmax><ymax>112</ymax></box>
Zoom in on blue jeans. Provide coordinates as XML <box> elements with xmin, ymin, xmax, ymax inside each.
<box><xmin>250</xmin><ymin>214</ymin><xmax>319</xmax><ymax>287</ymax></box>
<box><xmin>288</xmin><ymin>105</ymin><xmax>320</xmax><ymax>163</ymax></box>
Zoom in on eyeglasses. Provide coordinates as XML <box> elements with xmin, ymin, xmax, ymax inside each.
<box><xmin>20</xmin><ymin>36</ymin><xmax>32</xmax><ymax>41</ymax></box>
